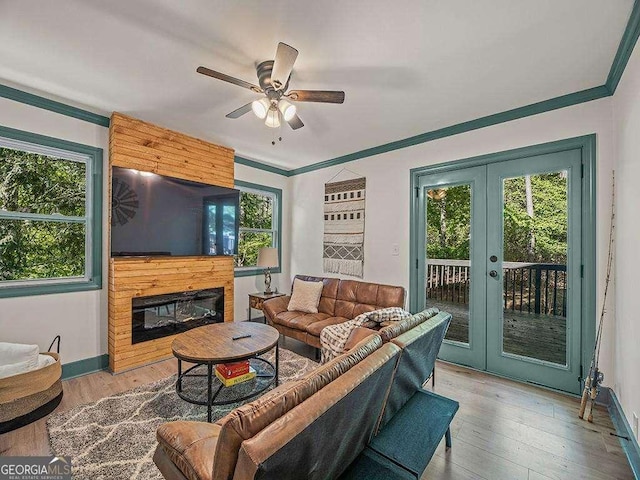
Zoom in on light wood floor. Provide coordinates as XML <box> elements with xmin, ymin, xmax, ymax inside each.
<box><xmin>0</xmin><ymin>337</ymin><xmax>633</xmax><ymax>480</ymax></box>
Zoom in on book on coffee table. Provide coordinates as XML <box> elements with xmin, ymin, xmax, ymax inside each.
<box><xmin>216</xmin><ymin>361</ymin><xmax>250</xmax><ymax>378</ymax></box>
<box><xmin>215</xmin><ymin>366</ymin><xmax>256</xmax><ymax>387</ymax></box>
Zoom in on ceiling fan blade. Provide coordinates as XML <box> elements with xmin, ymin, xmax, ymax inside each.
<box><xmin>287</xmin><ymin>90</ymin><xmax>345</xmax><ymax>104</ymax></box>
<box><xmin>271</xmin><ymin>42</ymin><xmax>298</xmax><ymax>91</ymax></box>
<box><xmin>286</xmin><ymin>113</ymin><xmax>304</xmax><ymax>130</ymax></box>
<box><xmin>197</xmin><ymin>66</ymin><xmax>262</xmax><ymax>93</ymax></box>
<box><xmin>225</xmin><ymin>102</ymin><xmax>254</xmax><ymax>119</ymax></box>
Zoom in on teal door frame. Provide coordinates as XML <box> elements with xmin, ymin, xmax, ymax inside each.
<box><xmin>417</xmin><ymin>167</ymin><xmax>487</xmax><ymax>370</ymax></box>
<box><xmin>409</xmin><ymin>135</ymin><xmax>596</xmax><ymax>393</ymax></box>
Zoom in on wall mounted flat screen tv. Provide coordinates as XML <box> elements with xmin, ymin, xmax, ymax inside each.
<box><xmin>111</xmin><ymin>167</ymin><xmax>239</xmax><ymax>257</ymax></box>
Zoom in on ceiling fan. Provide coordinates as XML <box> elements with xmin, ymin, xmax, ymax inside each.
<box><xmin>197</xmin><ymin>42</ymin><xmax>345</xmax><ymax>131</ymax></box>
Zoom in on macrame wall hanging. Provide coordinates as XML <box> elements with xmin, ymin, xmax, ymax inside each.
<box><xmin>323</xmin><ymin>168</ymin><xmax>366</xmax><ymax>278</ymax></box>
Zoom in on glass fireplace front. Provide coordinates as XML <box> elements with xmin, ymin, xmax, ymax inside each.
<box><xmin>131</xmin><ymin>288</ymin><xmax>224</xmax><ymax>344</ymax></box>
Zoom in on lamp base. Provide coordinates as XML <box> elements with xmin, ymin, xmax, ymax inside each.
<box><xmin>263</xmin><ymin>269</ymin><xmax>272</xmax><ymax>295</ymax></box>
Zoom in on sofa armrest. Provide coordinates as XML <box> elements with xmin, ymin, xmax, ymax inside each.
<box><xmin>155</xmin><ymin>421</ymin><xmax>220</xmax><ymax>480</ymax></box>
<box><xmin>262</xmin><ymin>296</ymin><xmax>291</xmax><ymax>324</ymax></box>
<box><xmin>344</xmin><ymin>327</ymin><xmax>379</xmax><ymax>352</ymax></box>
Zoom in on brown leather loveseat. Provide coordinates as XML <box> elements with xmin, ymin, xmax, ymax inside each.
<box><xmin>263</xmin><ymin>275</ymin><xmax>406</xmax><ymax>348</ymax></box>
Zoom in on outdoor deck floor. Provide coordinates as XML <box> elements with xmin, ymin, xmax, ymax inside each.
<box><xmin>429</xmin><ymin>300</ymin><xmax>567</xmax><ymax>365</ymax></box>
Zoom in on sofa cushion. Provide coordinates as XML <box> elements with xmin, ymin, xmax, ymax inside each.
<box><xmin>156</xmin><ymin>421</ymin><xmax>221</xmax><ymax>480</ymax></box>
<box><xmin>262</xmin><ymin>295</ymin><xmax>290</xmax><ymax>324</ymax></box>
<box><xmin>305</xmin><ymin>316</ymin><xmax>351</xmax><ymax>337</ymax></box>
<box><xmin>272</xmin><ymin>312</ymin><xmax>332</xmax><ymax>331</ymax></box>
<box><xmin>288</xmin><ymin>279</ymin><xmax>324</xmax><ymax>313</ymax></box>
<box><xmin>334</xmin><ymin>281</ymin><xmax>406</xmax><ymax>319</ymax></box>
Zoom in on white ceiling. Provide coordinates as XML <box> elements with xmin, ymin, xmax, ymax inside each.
<box><xmin>0</xmin><ymin>0</ymin><xmax>633</xmax><ymax>170</ymax></box>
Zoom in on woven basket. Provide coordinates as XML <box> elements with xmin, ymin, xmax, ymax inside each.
<box><xmin>0</xmin><ymin>352</ymin><xmax>63</xmax><ymax>433</ymax></box>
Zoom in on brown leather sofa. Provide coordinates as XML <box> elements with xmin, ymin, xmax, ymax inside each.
<box><xmin>263</xmin><ymin>275</ymin><xmax>406</xmax><ymax>348</ymax></box>
<box><xmin>153</xmin><ymin>334</ymin><xmax>399</xmax><ymax>480</ymax></box>
<box><xmin>153</xmin><ymin>308</ymin><xmax>453</xmax><ymax>480</ymax></box>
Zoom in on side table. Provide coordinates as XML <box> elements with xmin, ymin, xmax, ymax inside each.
<box><xmin>249</xmin><ymin>292</ymin><xmax>286</xmax><ymax>323</ymax></box>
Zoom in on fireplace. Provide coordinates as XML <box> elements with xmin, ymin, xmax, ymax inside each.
<box><xmin>131</xmin><ymin>288</ymin><xmax>224</xmax><ymax>344</ymax></box>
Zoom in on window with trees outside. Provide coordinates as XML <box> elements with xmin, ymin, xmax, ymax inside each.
<box><xmin>0</xmin><ymin>126</ymin><xmax>103</xmax><ymax>298</ymax></box>
<box><xmin>234</xmin><ymin>181</ymin><xmax>281</xmax><ymax>276</ymax></box>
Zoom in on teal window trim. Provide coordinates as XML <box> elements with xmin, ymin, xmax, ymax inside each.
<box><xmin>0</xmin><ymin>124</ymin><xmax>103</xmax><ymax>298</ymax></box>
<box><xmin>408</xmin><ymin>134</ymin><xmax>596</xmax><ymax>384</ymax></box>
<box><xmin>234</xmin><ymin>180</ymin><xmax>282</xmax><ymax>278</ymax></box>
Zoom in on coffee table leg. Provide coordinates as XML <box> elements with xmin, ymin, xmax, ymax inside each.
<box><xmin>275</xmin><ymin>342</ymin><xmax>279</xmax><ymax>386</ymax></box>
<box><xmin>207</xmin><ymin>363</ymin><xmax>213</xmax><ymax>423</ymax></box>
<box><xmin>177</xmin><ymin>359</ymin><xmax>182</xmax><ymax>392</ymax></box>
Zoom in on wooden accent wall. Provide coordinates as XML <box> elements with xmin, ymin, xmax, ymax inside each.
<box><xmin>108</xmin><ymin>113</ymin><xmax>235</xmax><ymax>373</ymax></box>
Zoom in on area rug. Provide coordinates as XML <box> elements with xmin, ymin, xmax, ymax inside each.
<box><xmin>47</xmin><ymin>349</ymin><xmax>318</xmax><ymax>480</ymax></box>
<box><xmin>323</xmin><ymin>177</ymin><xmax>366</xmax><ymax>278</ymax></box>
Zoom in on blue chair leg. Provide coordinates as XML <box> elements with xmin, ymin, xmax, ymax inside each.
<box><xmin>445</xmin><ymin>427</ymin><xmax>452</xmax><ymax>450</ymax></box>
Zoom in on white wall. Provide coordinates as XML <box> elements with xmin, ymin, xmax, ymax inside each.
<box><xmin>0</xmin><ymin>97</ymin><xmax>109</xmax><ymax>364</ymax></box>
<box><xmin>233</xmin><ymin>164</ymin><xmax>292</xmax><ymax>321</ymax></box>
<box><xmin>612</xmin><ymin>41</ymin><xmax>640</xmax><ymax>436</ymax></box>
<box><xmin>290</xmin><ymin>98</ymin><xmax>617</xmax><ymax>384</ymax></box>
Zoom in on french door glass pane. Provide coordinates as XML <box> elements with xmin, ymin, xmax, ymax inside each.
<box><xmin>426</xmin><ymin>184</ymin><xmax>472</xmax><ymax>344</ymax></box>
<box><xmin>0</xmin><ymin>219</ymin><xmax>86</xmax><ymax>281</ymax></box>
<box><xmin>502</xmin><ymin>172</ymin><xmax>568</xmax><ymax>365</ymax></box>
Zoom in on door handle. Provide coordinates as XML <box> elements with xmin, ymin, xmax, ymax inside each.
<box><xmin>489</xmin><ymin>270</ymin><xmax>498</xmax><ymax>278</ymax></box>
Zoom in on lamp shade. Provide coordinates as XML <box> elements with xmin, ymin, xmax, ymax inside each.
<box><xmin>257</xmin><ymin>247</ymin><xmax>279</xmax><ymax>268</ymax></box>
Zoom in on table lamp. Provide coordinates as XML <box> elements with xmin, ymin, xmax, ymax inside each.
<box><xmin>257</xmin><ymin>247</ymin><xmax>279</xmax><ymax>294</ymax></box>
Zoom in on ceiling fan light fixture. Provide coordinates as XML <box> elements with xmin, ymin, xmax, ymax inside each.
<box><xmin>251</xmin><ymin>98</ymin><xmax>270</xmax><ymax>119</ymax></box>
<box><xmin>278</xmin><ymin>99</ymin><xmax>297</xmax><ymax>122</ymax></box>
<box><xmin>265</xmin><ymin>107</ymin><xmax>281</xmax><ymax>128</ymax></box>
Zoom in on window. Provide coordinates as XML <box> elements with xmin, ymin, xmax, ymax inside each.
<box><xmin>234</xmin><ymin>180</ymin><xmax>281</xmax><ymax>276</ymax></box>
<box><xmin>0</xmin><ymin>125</ymin><xmax>102</xmax><ymax>297</ymax></box>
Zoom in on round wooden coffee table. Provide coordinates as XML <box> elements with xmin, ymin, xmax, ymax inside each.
<box><xmin>172</xmin><ymin>322</ymin><xmax>279</xmax><ymax>422</ymax></box>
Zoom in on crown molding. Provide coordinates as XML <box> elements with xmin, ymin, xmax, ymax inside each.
<box><xmin>0</xmin><ymin>84</ymin><xmax>110</xmax><ymax>127</ymax></box>
<box><xmin>606</xmin><ymin>0</ymin><xmax>640</xmax><ymax>94</ymax></box>
<box><xmin>234</xmin><ymin>155</ymin><xmax>292</xmax><ymax>177</ymax></box>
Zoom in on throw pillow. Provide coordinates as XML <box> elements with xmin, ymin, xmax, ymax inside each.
<box><xmin>287</xmin><ymin>279</ymin><xmax>324</xmax><ymax>313</ymax></box>
<box><xmin>0</xmin><ymin>342</ymin><xmax>39</xmax><ymax>369</ymax></box>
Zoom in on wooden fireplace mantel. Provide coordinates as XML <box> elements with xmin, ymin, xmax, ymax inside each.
<box><xmin>108</xmin><ymin>113</ymin><xmax>235</xmax><ymax>373</ymax></box>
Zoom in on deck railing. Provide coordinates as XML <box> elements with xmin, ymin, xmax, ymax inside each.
<box><xmin>426</xmin><ymin>259</ymin><xmax>567</xmax><ymax>317</ymax></box>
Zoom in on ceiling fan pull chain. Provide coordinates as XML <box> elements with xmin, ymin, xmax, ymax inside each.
<box><xmin>271</xmin><ymin>117</ymin><xmax>284</xmax><ymax>146</ymax></box>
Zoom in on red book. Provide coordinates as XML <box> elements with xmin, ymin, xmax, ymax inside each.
<box><xmin>216</xmin><ymin>361</ymin><xmax>250</xmax><ymax>378</ymax></box>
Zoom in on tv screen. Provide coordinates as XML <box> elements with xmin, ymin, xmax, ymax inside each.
<box><xmin>110</xmin><ymin>167</ymin><xmax>239</xmax><ymax>257</ymax></box>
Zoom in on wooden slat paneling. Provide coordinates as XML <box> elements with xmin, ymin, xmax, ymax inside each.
<box><xmin>108</xmin><ymin>113</ymin><xmax>235</xmax><ymax>373</ymax></box>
